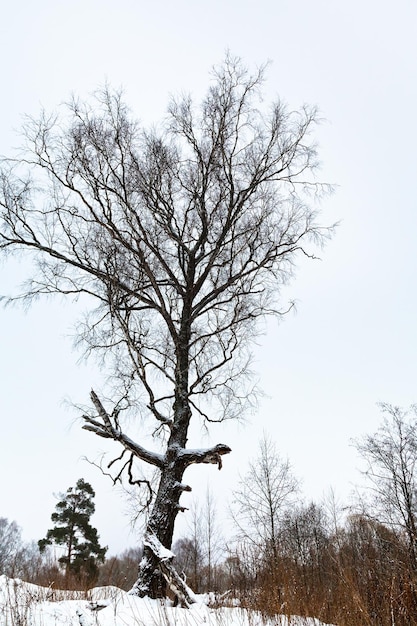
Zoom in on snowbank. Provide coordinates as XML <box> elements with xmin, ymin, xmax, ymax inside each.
<box><xmin>0</xmin><ymin>575</ymin><xmax>334</xmax><ymax>625</ymax></box>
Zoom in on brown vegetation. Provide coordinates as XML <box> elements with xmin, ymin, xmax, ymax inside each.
<box><xmin>172</xmin><ymin>506</ymin><xmax>417</xmax><ymax>625</ymax></box>
<box><xmin>3</xmin><ymin>500</ymin><xmax>417</xmax><ymax>624</ymax></box>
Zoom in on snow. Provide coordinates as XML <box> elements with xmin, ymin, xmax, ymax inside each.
<box><xmin>144</xmin><ymin>531</ymin><xmax>176</xmax><ymax>562</ymax></box>
<box><xmin>0</xmin><ymin>575</ymin><xmax>335</xmax><ymax>626</ymax></box>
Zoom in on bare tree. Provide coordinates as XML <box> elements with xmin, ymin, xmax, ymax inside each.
<box><xmin>279</xmin><ymin>502</ymin><xmax>330</xmax><ymax>594</ymax></box>
<box><xmin>354</xmin><ymin>403</ymin><xmax>417</xmax><ymax>570</ymax></box>
<box><xmin>0</xmin><ymin>55</ymin><xmax>330</xmax><ymax>599</ymax></box>
<box><xmin>202</xmin><ymin>487</ymin><xmax>223</xmax><ymax>591</ymax></box>
<box><xmin>174</xmin><ymin>486</ymin><xmax>224</xmax><ymax>592</ymax></box>
<box><xmin>97</xmin><ymin>546</ymin><xmax>143</xmax><ymax>590</ymax></box>
<box><xmin>0</xmin><ymin>518</ymin><xmax>45</xmax><ymax>580</ymax></box>
<box><xmin>0</xmin><ymin>518</ymin><xmax>24</xmax><ymax>576</ymax></box>
<box><xmin>173</xmin><ymin>502</ymin><xmax>205</xmax><ymax>592</ymax></box>
<box><xmin>173</xmin><ymin>536</ymin><xmax>204</xmax><ymax>593</ymax></box>
<box><xmin>231</xmin><ymin>434</ymin><xmax>300</xmax><ymax>564</ymax></box>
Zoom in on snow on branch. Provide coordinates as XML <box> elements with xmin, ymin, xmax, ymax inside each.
<box><xmin>82</xmin><ymin>390</ymin><xmax>165</xmax><ymax>469</ymax></box>
<box><xmin>180</xmin><ymin>443</ymin><xmax>232</xmax><ymax>470</ymax></box>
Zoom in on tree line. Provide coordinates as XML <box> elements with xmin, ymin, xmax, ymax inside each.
<box><xmin>170</xmin><ymin>404</ymin><xmax>417</xmax><ymax>625</ymax></box>
<box><xmin>3</xmin><ymin>403</ymin><xmax>417</xmax><ymax>624</ymax></box>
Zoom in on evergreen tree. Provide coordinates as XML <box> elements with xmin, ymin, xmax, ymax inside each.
<box><xmin>39</xmin><ymin>478</ymin><xmax>107</xmax><ymax>584</ymax></box>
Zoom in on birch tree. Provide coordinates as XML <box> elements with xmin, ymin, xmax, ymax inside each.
<box><xmin>0</xmin><ymin>55</ymin><xmax>331</xmax><ymax>599</ymax></box>
<box><xmin>232</xmin><ymin>435</ymin><xmax>299</xmax><ymax>563</ymax></box>
<box><xmin>355</xmin><ymin>403</ymin><xmax>417</xmax><ymax>570</ymax></box>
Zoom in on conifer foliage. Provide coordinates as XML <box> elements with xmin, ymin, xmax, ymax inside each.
<box><xmin>38</xmin><ymin>478</ymin><xmax>107</xmax><ymax>584</ymax></box>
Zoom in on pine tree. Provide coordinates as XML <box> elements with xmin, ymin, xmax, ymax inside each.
<box><xmin>39</xmin><ymin>478</ymin><xmax>107</xmax><ymax>585</ymax></box>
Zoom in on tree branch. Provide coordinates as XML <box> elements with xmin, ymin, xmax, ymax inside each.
<box><xmin>82</xmin><ymin>389</ymin><xmax>165</xmax><ymax>469</ymax></box>
<box><xmin>179</xmin><ymin>443</ymin><xmax>232</xmax><ymax>470</ymax></box>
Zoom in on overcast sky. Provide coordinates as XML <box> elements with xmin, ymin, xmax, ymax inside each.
<box><xmin>1</xmin><ymin>0</ymin><xmax>417</xmax><ymax>555</ymax></box>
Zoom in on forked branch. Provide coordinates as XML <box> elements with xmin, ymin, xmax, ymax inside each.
<box><xmin>82</xmin><ymin>390</ymin><xmax>164</xmax><ymax>469</ymax></box>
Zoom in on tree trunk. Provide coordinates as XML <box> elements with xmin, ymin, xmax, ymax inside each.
<box><xmin>131</xmin><ymin>458</ymin><xmax>187</xmax><ymax>597</ymax></box>
<box><xmin>131</xmin><ymin>333</ymin><xmax>193</xmax><ymax>599</ymax></box>
<box><xmin>82</xmin><ymin>387</ymin><xmax>231</xmax><ymax>601</ymax></box>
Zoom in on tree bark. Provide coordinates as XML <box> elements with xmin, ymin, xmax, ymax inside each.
<box><xmin>133</xmin><ymin>456</ymin><xmax>187</xmax><ymax>596</ymax></box>
<box><xmin>132</xmin><ymin>320</ymin><xmax>191</xmax><ymax>595</ymax></box>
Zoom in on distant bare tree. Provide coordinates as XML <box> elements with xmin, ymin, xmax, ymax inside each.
<box><xmin>202</xmin><ymin>487</ymin><xmax>223</xmax><ymax>591</ymax></box>
<box><xmin>0</xmin><ymin>518</ymin><xmax>45</xmax><ymax>580</ymax></box>
<box><xmin>354</xmin><ymin>403</ymin><xmax>417</xmax><ymax>569</ymax></box>
<box><xmin>173</xmin><ymin>536</ymin><xmax>204</xmax><ymax>592</ymax></box>
<box><xmin>231</xmin><ymin>435</ymin><xmax>299</xmax><ymax>563</ymax></box>
<box><xmin>97</xmin><ymin>547</ymin><xmax>142</xmax><ymax>590</ymax></box>
<box><xmin>0</xmin><ymin>55</ymin><xmax>331</xmax><ymax>599</ymax></box>
<box><xmin>0</xmin><ymin>518</ymin><xmax>24</xmax><ymax>576</ymax></box>
<box><xmin>279</xmin><ymin>502</ymin><xmax>330</xmax><ymax>593</ymax></box>
<box><xmin>174</xmin><ymin>486</ymin><xmax>224</xmax><ymax>592</ymax></box>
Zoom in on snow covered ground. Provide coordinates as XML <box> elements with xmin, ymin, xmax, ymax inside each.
<box><xmin>0</xmin><ymin>575</ymin><xmax>334</xmax><ymax>626</ymax></box>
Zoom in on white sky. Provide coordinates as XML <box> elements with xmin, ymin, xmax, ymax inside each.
<box><xmin>1</xmin><ymin>0</ymin><xmax>417</xmax><ymax>556</ymax></box>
